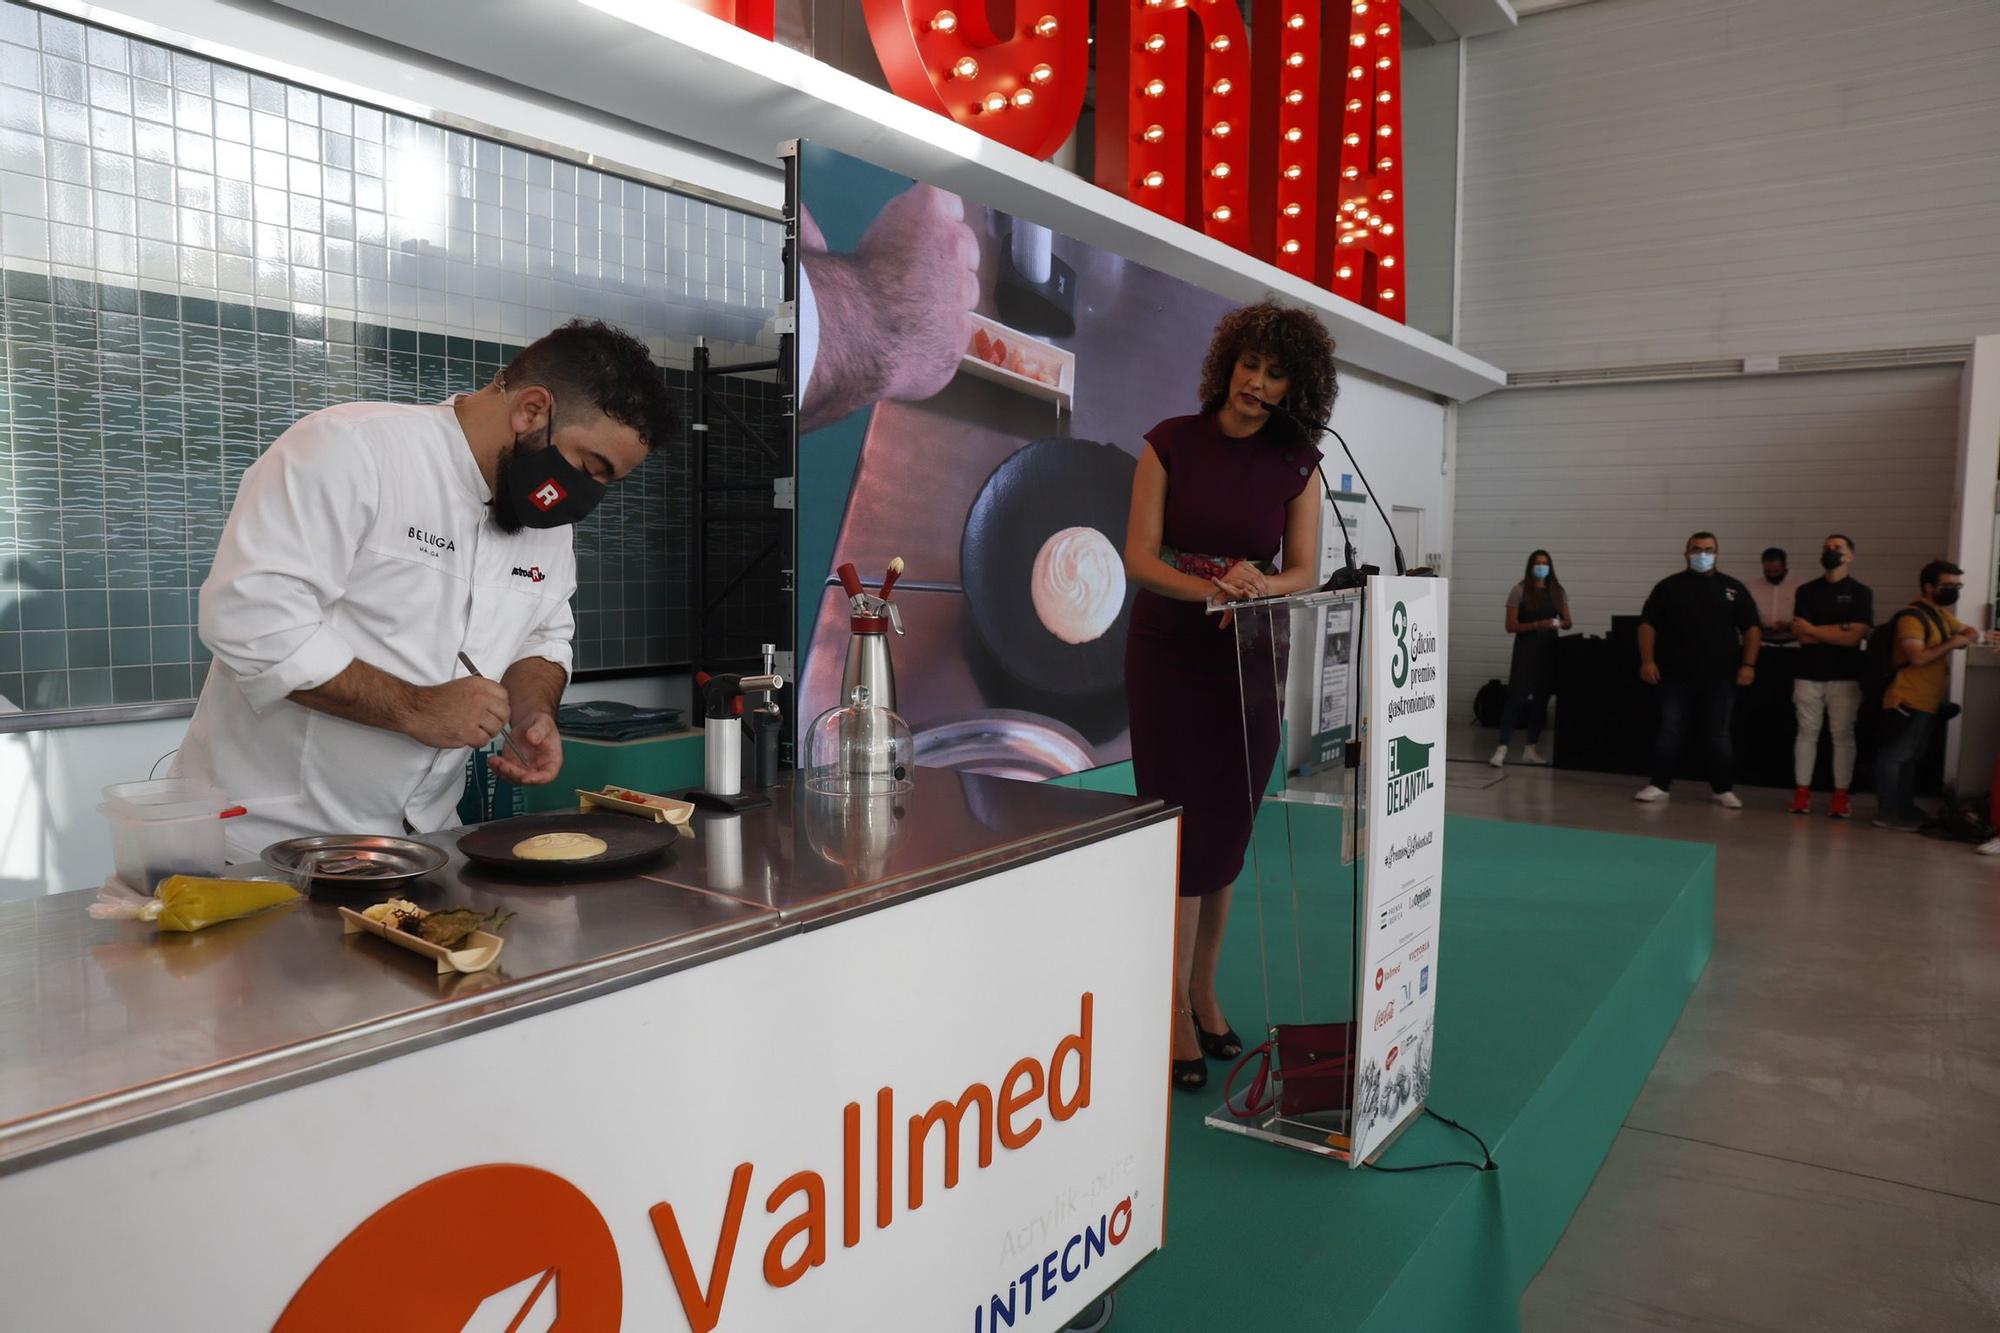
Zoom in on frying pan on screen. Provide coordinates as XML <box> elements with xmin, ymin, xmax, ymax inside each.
<box><xmin>961</xmin><ymin>438</ymin><xmax>1138</xmax><ymax>697</ymax></box>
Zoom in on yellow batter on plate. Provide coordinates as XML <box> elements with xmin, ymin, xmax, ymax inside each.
<box><xmin>511</xmin><ymin>832</ymin><xmax>610</xmax><ymax>862</ymax></box>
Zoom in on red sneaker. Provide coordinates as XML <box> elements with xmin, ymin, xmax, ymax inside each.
<box><xmin>1788</xmin><ymin>787</ymin><xmax>1811</xmax><ymax>816</ymax></box>
<box><xmin>1829</xmin><ymin>790</ymin><xmax>1853</xmax><ymax>820</ymax></box>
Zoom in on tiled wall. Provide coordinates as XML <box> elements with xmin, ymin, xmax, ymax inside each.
<box><xmin>0</xmin><ymin>1</ymin><xmax>786</xmax><ymax>714</ymax></box>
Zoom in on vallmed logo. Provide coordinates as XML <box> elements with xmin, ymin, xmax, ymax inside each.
<box><xmin>1386</xmin><ymin>735</ymin><xmax>1435</xmax><ymax>816</ymax></box>
<box><xmin>279</xmin><ymin>994</ymin><xmax>1098</xmax><ymax>1333</ymax></box>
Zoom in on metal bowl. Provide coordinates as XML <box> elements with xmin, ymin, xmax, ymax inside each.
<box><xmin>260</xmin><ymin>835</ymin><xmax>449</xmax><ymax>886</ymax></box>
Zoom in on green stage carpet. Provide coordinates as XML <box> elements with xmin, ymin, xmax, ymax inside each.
<box><xmin>1110</xmin><ymin>809</ymin><xmax>1715</xmax><ymax>1332</ymax></box>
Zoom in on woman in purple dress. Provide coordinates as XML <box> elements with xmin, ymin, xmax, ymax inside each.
<box><xmin>1122</xmin><ymin>302</ymin><xmax>1335</xmax><ymax>1092</ymax></box>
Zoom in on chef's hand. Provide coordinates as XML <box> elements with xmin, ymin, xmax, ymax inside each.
<box><xmin>1640</xmin><ymin>661</ymin><xmax>1662</xmax><ymax>686</ymax></box>
<box><xmin>798</xmin><ymin>186</ymin><xmax>980</xmax><ymax>432</ymax></box>
<box><xmin>407</xmin><ymin>677</ymin><xmax>511</xmax><ymax>749</ymax></box>
<box><xmin>489</xmin><ymin>711</ymin><xmax>562</xmax><ymax>786</ymax></box>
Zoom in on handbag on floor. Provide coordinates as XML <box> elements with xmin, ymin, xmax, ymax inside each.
<box><xmin>1224</xmin><ymin>1022</ymin><xmax>1355</xmax><ymax>1119</ymax></box>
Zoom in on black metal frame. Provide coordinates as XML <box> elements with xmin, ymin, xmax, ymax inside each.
<box><xmin>679</xmin><ymin>144</ymin><xmax>799</xmax><ymax>711</ymax></box>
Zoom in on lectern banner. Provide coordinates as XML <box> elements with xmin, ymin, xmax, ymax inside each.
<box><xmin>1354</xmin><ymin>576</ymin><xmax>1447</xmax><ymax>1164</ymax></box>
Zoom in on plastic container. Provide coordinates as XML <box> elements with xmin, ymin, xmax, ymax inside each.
<box><xmin>98</xmin><ymin>779</ymin><xmax>232</xmax><ymax>893</ymax></box>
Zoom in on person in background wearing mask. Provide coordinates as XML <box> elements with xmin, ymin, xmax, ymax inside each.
<box><xmin>1752</xmin><ymin>546</ymin><xmax>1800</xmax><ymax>642</ymax></box>
<box><xmin>1786</xmin><ymin>534</ymin><xmax>1873</xmax><ymax>818</ymax></box>
<box><xmin>1634</xmin><ymin>532</ymin><xmax>1762</xmax><ymax>807</ymax></box>
<box><xmin>1490</xmin><ymin>548</ymin><xmax>1572</xmax><ymax>767</ymax></box>
<box><xmin>176</xmin><ymin>319</ymin><xmax>677</xmax><ymax>857</ymax></box>
<box><xmin>1873</xmin><ymin>560</ymin><xmax>1986</xmax><ymax>832</ymax></box>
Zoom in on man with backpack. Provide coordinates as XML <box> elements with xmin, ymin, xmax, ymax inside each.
<box><xmin>1787</xmin><ymin>534</ymin><xmax>1872</xmax><ymax>819</ymax></box>
<box><xmin>1873</xmin><ymin>561</ymin><xmax>1984</xmax><ymax>831</ymax></box>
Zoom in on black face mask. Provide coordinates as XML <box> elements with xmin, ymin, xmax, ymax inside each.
<box><xmin>1765</xmin><ymin>570</ymin><xmax>1788</xmax><ymax>585</ymax></box>
<box><xmin>1820</xmin><ymin>549</ymin><xmax>1844</xmax><ymax>571</ymax></box>
<box><xmin>491</xmin><ymin>406</ymin><xmax>606</xmax><ymax>532</ymax></box>
<box><xmin>1935</xmin><ymin>586</ymin><xmax>1962</xmax><ymax>607</ymax></box>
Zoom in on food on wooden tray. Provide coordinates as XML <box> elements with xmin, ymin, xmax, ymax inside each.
<box><xmin>970</xmin><ymin>326</ymin><xmax>1063</xmax><ymax>388</ymax></box>
<box><xmin>360</xmin><ymin>898</ymin><xmax>424</xmax><ymax>930</ymax></box>
<box><xmin>511</xmin><ymin>831</ymin><xmax>610</xmax><ymax>861</ymax></box>
<box><xmin>414</xmin><ymin>907</ymin><xmax>514</xmax><ymax>950</ymax></box>
<box><xmin>357</xmin><ymin>899</ymin><xmax>513</xmax><ymax>951</ymax></box>
<box><xmin>1031</xmin><ymin>526</ymin><xmax>1126</xmax><ymax>645</ymax></box>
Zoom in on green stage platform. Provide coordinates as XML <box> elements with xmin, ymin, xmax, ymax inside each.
<box><xmin>1112</xmin><ymin>809</ymin><xmax>1715</xmax><ymax>1332</ymax></box>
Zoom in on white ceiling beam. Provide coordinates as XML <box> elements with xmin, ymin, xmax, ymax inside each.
<box><xmin>1403</xmin><ymin>0</ymin><xmax>1519</xmax><ymax>40</ymax></box>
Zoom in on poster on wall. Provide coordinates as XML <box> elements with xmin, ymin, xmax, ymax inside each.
<box><xmin>791</xmin><ymin>141</ymin><xmax>1255</xmax><ymax>780</ymax></box>
<box><xmin>1353</xmin><ymin>575</ymin><xmax>1447</xmax><ymax>1165</ymax></box>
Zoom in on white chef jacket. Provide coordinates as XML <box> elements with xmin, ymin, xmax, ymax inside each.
<box><xmin>175</xmin><ymin>400</ymin><xmax>577</xmax><ymax>859</ymax></box>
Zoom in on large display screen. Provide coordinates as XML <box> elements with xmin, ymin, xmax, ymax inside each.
<box><xmin>794</xmin><ymin>142</ymin><xmax>1248</xmax><ymax>780</ymax></box>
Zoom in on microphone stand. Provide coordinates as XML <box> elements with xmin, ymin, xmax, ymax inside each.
<box><xmin>1266</xmin><ymin>400</ymin><xmax>1433</xmax><ymax>583</ymax></box>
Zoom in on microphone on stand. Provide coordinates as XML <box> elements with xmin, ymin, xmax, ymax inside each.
<box><xmin>1263</xmin><ymin>399</ymin><xmax>1432</xmax><ymax>580</ymax></box>
<box><xmin>1315</xmin><ymin>462</ymin><xmax>1371</xmax><ymax>591</ymax></box>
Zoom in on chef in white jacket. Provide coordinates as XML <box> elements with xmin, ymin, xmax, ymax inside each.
<box><xmin>175</xmin><ymin>319</ymin><xmax>677</xmax><ymax>858</ymax></box>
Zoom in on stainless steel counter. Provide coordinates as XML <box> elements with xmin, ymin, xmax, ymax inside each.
<box><xmin>0</xmin><ymin>771</ymin><xmax>1168</xmax><ymax>1175</ymax></box>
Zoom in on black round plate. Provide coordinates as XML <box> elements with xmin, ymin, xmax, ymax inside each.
<box><xmin>456</xmin><ymin>812</ymin><xmax>678</xmax><ymax>877</ymax></box>
<box><xmin>961</xmin><ymin>438</ymin><xmax>1138</xmax><ymax>697</ymax></box>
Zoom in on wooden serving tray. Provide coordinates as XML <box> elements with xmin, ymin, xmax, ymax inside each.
<box><xmin>578</xmin><ymin>787</ymin><xmax>696</xmax><ymax>826</ymax></box>
<box><xmin>339</xmin><ymin>906</ymin><xmax>504</xmax><ymax>974</ymax></box>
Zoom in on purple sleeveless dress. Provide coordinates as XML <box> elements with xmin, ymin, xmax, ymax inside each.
<box><xmin>1124</xmin><ymin>413</ymin><xmax>1322</xmax><ymax>898</ymax></box>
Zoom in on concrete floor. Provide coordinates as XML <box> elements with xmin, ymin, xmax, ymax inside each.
<box><xmin>1440</xmin><ymin>735</ymin><xmax>2000</xmax><ymax>1332</ymax></box>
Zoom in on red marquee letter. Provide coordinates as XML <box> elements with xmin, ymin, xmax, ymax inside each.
<box><xmin>863</xmin><ymin>0</ymin><xmax>1090</xmax><ymax>160</ymax></box>
<box><xmin>1096</xmin><ymin>0</ymin><xmax>1254</xmax><ymax>254</ymax></box>
<box><xmin>1320</xmin><ymin>0</ymin><xmax>1406</xmax><ymax>319</ymax></box>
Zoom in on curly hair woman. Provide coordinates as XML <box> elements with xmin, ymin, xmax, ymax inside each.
<box><xmin>1121</xmin><ymin>300</ymin><xmax>1336</xmax><ymax>1092</ymax></box>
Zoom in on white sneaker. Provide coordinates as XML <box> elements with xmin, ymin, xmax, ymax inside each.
<box><xmin>1979</xmin><ymin>838</ymin><xmax>2000</xmax><ymax>857</ymax></box>
<box><xmin>1489</xmin><ymin>745</ymin><xmax>1508</xmax><ymax>768</ymax></box>
<box><xmin>1712</xmin><ymin>791</ymin><xmax>1744</xmax><ymax>810</ymax></box>
<box><xmin>1634</xmin><ymin>785</ymin><xmax>1670</xmax><ymax>803</ymax></box>
<box><xmin>1523</xmin><ymin>745</ymin><xmax>1546</xmax><ymax>765</ymax></box>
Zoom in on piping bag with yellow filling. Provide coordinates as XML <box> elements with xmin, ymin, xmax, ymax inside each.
<box><xmin>90</xmin><ymin>874</ymin><xmax>302</xmax><ymax>932</ymax></box>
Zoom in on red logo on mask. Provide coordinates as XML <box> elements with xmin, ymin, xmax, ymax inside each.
<box><xmin>532</xmin><ymin>479</ymin><xmax>568</xmax><ymax>511</ymax></box>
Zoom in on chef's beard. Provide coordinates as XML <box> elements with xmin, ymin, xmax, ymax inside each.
<box><xmin>489</xmin><ymin>439</ymin><xmax>526</xmax><ymax>534</ymax></box>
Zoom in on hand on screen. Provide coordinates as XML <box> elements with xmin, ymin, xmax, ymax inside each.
<box><xmin>798</xmin><ymin>185</ymin><xmax>981</xmax><ymax>432</ymax></box>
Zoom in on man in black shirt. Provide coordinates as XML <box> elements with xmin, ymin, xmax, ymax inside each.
<box><xmin>1635</xmin><ymin>532</ymin><xmax>1763</xmax><ymax>807</ymax></box>
<box><xmin>1786</xmin><ymin>533</ymin><xmax>1873</xmax><ymax>819</ymax></box>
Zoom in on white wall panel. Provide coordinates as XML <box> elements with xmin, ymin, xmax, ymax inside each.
<box><xmin>1448</xmin><ymin>366</ymin><xmax>1963</xmax><ymax>715</ymax></box>
<box><xmin>1459</xmin><ymin>0</ymin><xmax>2000</xmax><ymax>372</ymax></box>
<box><xmin>1402</xmin><ymin>42</ymin><xmax>1460</xmax><ymax>344</ymax></box>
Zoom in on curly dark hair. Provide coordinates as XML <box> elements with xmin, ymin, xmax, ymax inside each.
<box><xmin>1198</xmin><ymin>300</ymin><xmax>1338</xmax><ymax>433</ymax></box>
<box><xmin>501</xmin><ymin>318</ymin><xmax>679</xmax><ymax>450</ymax></box>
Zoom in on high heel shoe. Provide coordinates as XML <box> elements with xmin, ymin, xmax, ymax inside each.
<box><xmin>1196</xmin><ymin>1022</ymin><xmax>1243</xmax><ymax>1061</ymax></box>
<box><xmin>1172</xmin><ymin>1006</ymin><xmax>1209</xmax><ymax>1091</ymax></box>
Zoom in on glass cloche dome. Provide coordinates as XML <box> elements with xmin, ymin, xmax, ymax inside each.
<box><xmin>804</xmin><ymin>686</ymin><xmax>915</xmax><ymax>796</ymax></box>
